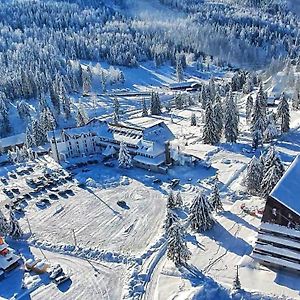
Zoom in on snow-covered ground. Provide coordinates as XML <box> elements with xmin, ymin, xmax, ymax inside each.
<box><xmin>1</xmin><ymin>62</ymin><xmax>300</xmax><ymax>299</ymax></box>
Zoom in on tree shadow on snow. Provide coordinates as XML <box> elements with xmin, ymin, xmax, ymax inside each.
<box><xmin>204</xmin><ymin>222</ymin><xmax>252</xmax><ymax>257</ymax></box>
<box><xmin>185</xmin><ymin>233</ymin><xmax>205</xmax><ymax>250</ymax></box>
<box><xmin>221</xmin><ymin>211</ymin><xmax>257</xmax><ymax>232</ymax></box>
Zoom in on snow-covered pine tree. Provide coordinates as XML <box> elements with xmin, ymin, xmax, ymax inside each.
<box><xmin>76</xmin><ymin>102</ymin><xmax>89</xmax><ymax>127</ymax></box>
<box><xmin>203</xmin><ymin>101</ymin><xmax>219</xmax><ymax>145</ymax></box>
<box><xmin>32</xmin><ymin>119</ymin><xmax>47</xmax><ymax>146</ymax></box>
<box><xmin>232</xmin><ymin>266</ymin><xmax>241</xmax><ymax>291</ymax></box>
<box><xmin>100</xmin><ymin>70</ymin><xmax>107</xmax><ymax>93</ymax></box>
<box><xmin>224</xmin><ymin>89</ymin><xmax>239</xmax><ymax>143</ymax></box>
<box><xmin>263</xmin><ymin>113</ymin><xmax>278</xmax><ymax>143</ymax></box>
<box><xmin>176</xmin><ymin>191</ymin><xmax>183</xmax><ymax>208</ymax></box>
<box><xmin>191</xmin><ymin>113</ymin><xmax>197</xmax><ymax>126</ymax></box>
<box><xmin>165</xmin><ymin>209</ymin><xmax>179</xmax><ymax>235</ymax></box>
<box><xmin>25</xmin><ymin>125</ymin><xmax>35</xmax><ymax>148</ymax></box>
<box><xmin>0</xmin><ymin>92</ymin><xmax>11</xmax><ymax>137</ymax></box>
<box><xmin>250</xmin><ymin>92</ymin><xmax>266</xmax><ymax>149</ymax></box>
<box><xmin>176</xmin><ymin>55</ymin><xmax>184</xmax><ymax>82</ymax></box>
<box><xmin>49</xmin><ymin>82</ymin><xmax>60</xmax><ymax>115</ymax></box>
<box><xmin>175</xmin><ymin>93</ymin><xmax>184</xmax><ymax>109</ymax></box>
<box><xmin>244</xmin><ymin>156</ymin><xmax>263</xmax><ymax>194</ymax></box>
<box><xmin>189</xmin><ymin>191</ymin><xmax>215</xmax><ymax>232</ymax></box>
<box><xmin>150</xmin><ymin>92</ymin><xmax>162</xmax><ymax>115</ymax></box>
<box><xmin>213</xmin><ymin>93</ymin><xmax>223</xmax><ymax>141</ymax></box>
<box><xmin>209</xmin><ymin>177</ymin><xmax>223</xmax><ymax>212</ymax></box>
<box><xmin>208</xmin><ymin>78</ymin><xmax>216</xmax><ymax>100</ymax></box>
<box><xmin>167</xmin><ymin>190</ymin><xmax>177</xmax><ymax>209</ymax></box>
<box><xmin>167</xmin><ymin>222</ymin><xmax>191</xmax><ymax>266</ymax></box>
<box><xmin>59</xmin><ymin>79</ymin><xmax>71</xmax><ymax>119</ymax></box>
<box><xmin>277</xmin><ymin>93</ymin><xmax>290</xmax><ymax>133</ymax></box>
<box><xmin>17</xmin><ymin>100</ymin><xmax>31</xmax><ymax>123</ymax></box>
<box><xmin>118</xmin><ymin>141</ymin><xmax>132</xmax><ymax>168</ymax></box>
<box><xmin>113</xmin><ymin>97</ymin><xmax>120</xmax><ymax>121</ymax></box>
<box><xmin>83</xmin><ymin>66</ymin><xmax>92</xmax><ymax>95</ymax></box>
<box><xmin>40</xmin><ymin>107</ymin><xmax>56</xmax><ymax>132</ymax></box>
<box><xmin>245</xmin><ymin>94</ymin><xmax>253</xmax><ymax>121</ymax></box>
<box><xmin>142</xmin><ymin>98</ymin><xmax>148</xmax><ymax>117</ymax></box>
<box><xmin>9</xmin><ymin>208</ymin><xmax>23</xmax><ymax>239</ymax></box>
<box><xmin>0</xmin><ymin>209</ymin><xmax>9</xmax><ymax>236</ymax></box>
<box><xmin>292</xmin><ymin>86</ymin><xmax>300</xmax><ymax>110</ymax></box>
<box><xmin>243</xmin><ymin>75</ymin><xmax>253</xmax><ymax>94</ymax></box>
<box><xmin>261</xmin><ymin>146</ymin><xmax>285</xmax><ymax>198</ymax></box>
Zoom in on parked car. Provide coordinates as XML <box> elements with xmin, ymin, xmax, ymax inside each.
<box><xmin>153</xmin><ymin>178</ymin><xmax>162</xmax><ymax>184</ymax></box>
<box><xmin>36</xmin><ymin>201</ymin><xmax>46</xmax><ymax>209</ymax></box>
<box><xmin>49</xmin><ymin>193</ymin><xmax>59</xmax><ymax>200</ymax></box>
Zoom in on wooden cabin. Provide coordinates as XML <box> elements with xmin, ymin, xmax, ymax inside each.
<box><xmin>252</xmin><ymin>155</ymin><xmax>300</xmax><ymax>272</ymax></box>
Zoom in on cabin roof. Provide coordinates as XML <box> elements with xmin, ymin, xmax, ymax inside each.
<box><xmin>270</xmin><ymin>155</ymin><xmax>300</xmax><ymax>216</ymax></box>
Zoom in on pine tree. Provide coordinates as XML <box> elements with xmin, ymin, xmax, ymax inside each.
<box><xmin>167</xmin><ymin>222</ymin><xmax>191</xmax><ymax>266</ymax></box>
<box><xmin>9</xmin><ymin>208</ymin><xmax>23</xmax><ymax>239</ymax></box>
<box><xmin>175</xmin><ymin>93</ymin><xmax>184</xmax><ymax>109</ymax></box>
<box><xmin>83</xmin><ymin>66</ymin><xmax>92</xmax><ymax>95</ymax></box>
<box><xmin>191</xmin><ymin>113</ymin><xmax>197</xmax><ymax>126</ymax></box>
<box><xmin>0</xmin><ymin>209</ymin><xmax>9</xmax><ymax>236</ymax></box>
<box><xmin>165</xmin><ymin>209</ymin><xmax>179</xmax><ymax>235</ymax></box>
<box><xmin>213</xmin><ymin>93</ymin><xmax>223</xmax><ymax>140</ymax></box>
<box><xmin>58</xmin><ymin>78</ymin><xmax>71</xmax><ymax>119</ymax></box>
<box><xmin>176</xmin><ymin>56</ymin><xmax>184</xmax><ymax>82</ymax></box>
<box><xmin>32</xmin><ymin>119</ymin><xmax>47</xmax><ymax>146</ymax></box>
<box><xmin>49</xmin><ymin>82</ymin><xmax>60</xmax><ymax>115</ymax></box>
<box><xmin>25</xmin><ymin>125</ymin><xmax>35</xmax><ymax>148</ymax></box>
<box><xmin>176</xmin><ymin>191</ymin><xmax>183</xmax><ymax>208</ymax></box>
<box><xmin>113</xmin><ymin>97</ymin><xmax>120</xmax><ymax>121</ymax></box>
<box><xmin>76</xmin><ymin>102</ymin><xmax>89</xmax><ymax>127</ymax></box>
<box><xmin>261</xmin><ymin>146</ymin><xmax>285</xmax><ymax>198</ymax></box>
<box><xmin>142</xmin><ymin>99</ymin><xmax>148</xmax><ymax>117</ymax></box>
<box><xmin>263</xmin><ymin>113</ymin><xmax>278</xmax><ymax>143</ymax></box>
<box><xmin>292</xmin><ymin>79</ymin><xmax>300</xmax><ymax>110</ymax></box>
<box><xmin>203</xmin><ymin>101</ymin><xmax>219</xmax><ymax>145</ymax></box>
<box><xmin>118</xmin><ymin>142</ymin><xmax>132</xmax><ymax>168</ymax></box>
<box><xmin>277</xmin><ymin>93</ymin><xmax>290</xmax><ymax>133</ymax></box>
<box><xmin>224</xmin><ymin>90</ymin><xmax>239</xmax><ymax>143</ymax></box>
<box><xmin>189</xmin><ymin>192</ymin><xmax>215</xmax><ymax>232</ymax></box>
<box><xmin>40</xmin><ymin>107</ymin><xmax>56</xmax><ymax>132</ymax></box>
<box><xmin>245</xmin><ymin>94</ymin><xmax>254</xmax><ymax>120</ymax></box>
<box><xmin>0</xmin><ymin>92</ymin><xmax>11</xmax><ymax>137</ymax></box>
<box><xmin>245</xmin><ymin>156</ymin><xmax>263</xmax><ymax>194</ymax></box>
<box><xmin>17</xmin><ymin>100</ymin><xmax>31</xmax><ymax>123</ymax></box>
<box><xmin>232</xmin><ymin>266</ymin><xmax>241</xmax><ymax>291</ymax></box>
<box><xmin>167</xmin><ymin>190</ymin><xmax>177</xmax><ymax>209</ymax></box>
<box><xmin>100</xmin><ymin>71</ymin><xmax>107</xmax><ymax>93</ymax></box>
<box><xmin>209</xmin><ymin>177</ymin><xmax>223</xmax><ymax>212</ymax></box>
<box><xmin>150</xmin><ymin>92</ymin><xmax>162</xmax><ymax>115</ymax></box>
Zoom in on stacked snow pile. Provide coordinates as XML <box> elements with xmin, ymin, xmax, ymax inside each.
<box><xmin>22</xmin><ymin>273</ymin><xmax>41</xmax><ymax>289</ymax></box>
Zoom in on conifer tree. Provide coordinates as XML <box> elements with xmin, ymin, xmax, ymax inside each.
<box><xmin>118</xmin><ymin>141</ymin><xmax>132</xmax><ymax>168</ymax></box>
<box><xmin>277</xmin><ymin>93</ymin><xmax>290</xmax><ymax>133</ymax></box>
<box><xmin>0</xmin><ymin>92</ymin><xmax>11</xmax><ymax>137</ymax></box>
<box><xmin>224</xmin><ymin>90</ymin><xmax>239</xmax><ymax>143</ymax></box>
<box><xmin>176</xmin><ymin>56</ymin><xmax>184</xmax><ymax>82</ymax></box>
<box><xmin>9</xmin><ymin>208</ymin><xmax>23</xmax><ymax>239</ymax></box>
<box><xmin>292</xmin><ymin>87</ymin><xmax>300</xmax><ymax>110</ymax></box>
<box><xmin>142</xmin><ymin>99</ymin><xmax>148</xmax><ymax>117</ymax></box>
<box><xmin>59</xmin><ymin>79</ymin><xmax>71</xmax><ymax>119</ymax></box>
<box><xmin>17</xmin><ymin>100</ymin><xmax>31</xmax><ymax>123</ymax></box>
<box><xmin>25</xmin><ymin>125</ymin><xmax>35</xmax><ymax>148</ymax></box>
<box><xmin>32</xmin><ymin>119</ymin><xmax>47</xmax><ymax>146</ymax></box>
<box><xmin>189</xmin><ymin>192</ymin><xmax>215</xmax><ymax>232</ymax></box>
<box><xmin>203</xmin><ymin>101</ymin><xmax>219</xmax><ymax>145</ymax></box>
<box><xmin>263</xmin><ymin>113</ymin><xmax>278</xmax><ymax>143</ymax></box>
<box><xmin>245</xmin><ymin>156</ymin><xmax>263</xmax><ymax>194</ymax></box>
<box><xmin>150</xmin><ymin>92</ymin><xmax>162</xmax><ymax>115</ymax></box>
<box><xmin>76</xmin><ymin>102</ymin><xmax>89</xmax><ymax>127</ymax></box>
<box><xmin>261</xmin><ymin>146</ymin><xmax>285</xmax><ymax>198</ymax></box>
<box><xmin>232</xmin><ymin>266</ymin><xmax>241</xmax><ymax>291</ymax></box>
<box><xmin>213</xmin><ymin>93</ymin><xmax>223</xmax><ymax>140</ymax></box>
<box><xmin>167</xmin><ymin>190</ymin><xmax>177</xmax><ymax>209</ymax></box>
<box><xmin>83</xmin><ymin>66</ymin><xmax>92</xmax><ymax>95</ymax></box>
<box><xmin>209</xmin><ymin>177</ymin><xmax>223</xmax><ymax>212</ymax></box>
<box><xmin>40</xmin><ymin>107</ymin><xmax>56</xmax><ymax>132</ymax></box>
<box><xmin>176</xmin><ymin>191</ymin><xmax>183</xmax><ymax>208</ymax></box>
<box><xmin>167</xmin><ymin>222</ymin><xmax>191</xmax><ymax>266</ymax></box>
<box><xmin>175</xmin><ymin>93</ymin><xmax>184</xmax><ymax>109</ymax></box>
<box><xmin>0</xmin><ymin>209</ymin><xmax>9</xmax><ymax>236</ymax></box>
<box><xmin>191</xmin><ymin>113</ymin><xmax>197</xmax><ymax>126</ymax></box>
<box><xmin>165</xmin><ymin>209</ymin><xmax>179</xmax><ymax>235</ymax></box>
<box><xmin>49</xmin><ymin>82</ymin><xmax>60</xmax><ymax>115</ymax></box>
<box><xmin>245</xmin><ymin>94</ymin><xmax>254</xmax><ymax>120</ymax></box>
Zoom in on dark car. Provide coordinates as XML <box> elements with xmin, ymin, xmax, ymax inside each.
<box><xmin>169</xmin><ymin>179</ymin><xmax>180</xmax><ymax>189</ymax></box>
<box><xmin>49</xmin><ymin>193</ymin><xmax>59</xmax><ymax>200</ymax></box>
<box><xmin>153</xmin><ymin>178</ymin><xmax>162</xmax><ymax>184</ymax></box>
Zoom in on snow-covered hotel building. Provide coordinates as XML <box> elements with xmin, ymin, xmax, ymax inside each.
<box><xmin>252</xmin><ymin>155</ymin><xmax>300</xmax><ymax>272</ymax></box>
<box><xmin>48</xmin><ymin>117</ymin><xmax>175</xmax><ymax>172</ymax></box>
